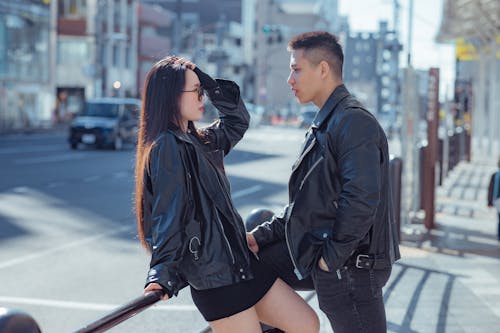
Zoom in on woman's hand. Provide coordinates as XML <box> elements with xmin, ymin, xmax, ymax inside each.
<box><xmin>144</xmin><ymin>282</ymin><xmax>169</xmax><ymax>300</ymax></box>
<box><xmin>174</xmin><ymin>57</ymin><xmax>196</xmax><ymax>70</ymax></box>
<box><xmin>246</xmin><ymin>233</ymin><xmax>259</xmax><ymax>254</ymax></box>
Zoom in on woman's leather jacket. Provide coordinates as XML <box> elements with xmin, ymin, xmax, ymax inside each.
<box><xmin>142</xmin><ymin>80</ymin><xmax>251</xmax><ymax>297</ymax></box>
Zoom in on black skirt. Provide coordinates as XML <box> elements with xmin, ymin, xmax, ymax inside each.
<box><xmin>190</xmin><ymin>254</ymin><xmax>277</xmax><ymax>321</ymax></box>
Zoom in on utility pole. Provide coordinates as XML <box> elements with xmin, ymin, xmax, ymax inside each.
<box><xmin>215</xmin><ymin>15</ymin><xmax>226</xmax><ymax>77</ymax></box>
<box><xmin>406</xmin><ymin>0</ymin><xmax>413</xmax><ymax>67</ymax></box>
<box><xmin>172</xmin><ymin>0</ymin><xmax>182</xmax><ymax>54</ymax></box>
<box><xmin>49</xmin><ymin>0</ymin><xmax>57</xmax><ymax>111</ymax></box>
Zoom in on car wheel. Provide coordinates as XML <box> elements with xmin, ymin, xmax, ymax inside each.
<box><xmin>113</xmin><ymin>135</ymin><xmax>123</xmax><ymax>150</ymax></box>
<box><xmin>70</xmin><ymin>143</ymin><xmax>78</xmax><ymax>150</ymax></box>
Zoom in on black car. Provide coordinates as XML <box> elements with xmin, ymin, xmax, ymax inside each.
<box><xmin>68</xmin><ymin>98</ymin><xmax>141</xmax><ymax>150</ymax></box>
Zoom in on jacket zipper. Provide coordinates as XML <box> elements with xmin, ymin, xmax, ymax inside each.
<box><xmin>284</xmin><ymin>206</ymin><xmax>303</xmax><ymax>280</ymax></box>
<box><xmin>299</xmin><ymin>156</ymin><xmax>324</xmax><ymax>190</ymax></box>
<box><xmin>215</xmin><ymin>209</ymin><xmax>236</xmax><ymax>265</ymax></box>
<box><xmin>292</xmin><ymin>137</ymin><xmax>316</xmax><ymax>171</ymax></box>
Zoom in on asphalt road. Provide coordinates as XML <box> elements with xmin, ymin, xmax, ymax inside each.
<box><xmin>0</xmin><ymin>126</ymin><xmax>306</xmax><ymax>333</ymax></box>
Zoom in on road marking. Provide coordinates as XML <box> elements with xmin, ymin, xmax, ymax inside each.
<box><xmin>0</xmin><ymin>296</ymin><xmax>197</xmax><ymax>311</ymax></box>
<box><xmin>14</xmin><ymin>153</ymin><xmax>87</xmax><ymax>165</ymax></box>
<box><xmin>84</xmin><ymin>175</ymin><xmax>101</xmax><ymax>182</ymax></box>
<box><xmin>0</xmin><ymin>225</ymin><xmax>132</xmax><ymax>270</ymax></box>
<box><xmin>0</xmin><ymin>145</ymin><xmax>65</xmax><ymax>155</ymax></box>
<box><xmin>232</xmin><ymin>185</ymin><xmax>263</xmax><ymax>199</ymax></box>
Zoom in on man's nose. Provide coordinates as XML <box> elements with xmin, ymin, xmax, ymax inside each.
<box><xmin>287</xmin><ymin>72</ymin><xmax>294</xmax><ymax>85</ymax></box>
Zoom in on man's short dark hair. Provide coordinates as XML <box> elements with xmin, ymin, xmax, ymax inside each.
<box><xmin>288</xmin><ymin>31</ymin><xmax>343</xmax><ymax>78</ymax></box>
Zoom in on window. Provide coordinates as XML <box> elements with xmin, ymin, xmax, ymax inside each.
<box><xmin>58</xmin><ymin>0</ymin><xmax>86</xmax><ymax>18</ymax></box>
<box><xmin>113</xmin><ymin>44</ymin><xmax>119</xmax><ymax>67</ymax></box>
<box><xmin>57</xmin><ymin>40</ymin><xmax>88</xmax><ymax>65</ymax></box>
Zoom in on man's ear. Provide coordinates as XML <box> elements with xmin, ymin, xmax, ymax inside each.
<box><xmin>319</xmin><ymin>60</ymin><xmax>330</xmax><ymax>79</ymax></box>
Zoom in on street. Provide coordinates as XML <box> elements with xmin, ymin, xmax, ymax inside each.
<box><xmin>2</xmin><ymin>127</ymin><xmax>500</xmax><ymax>333</ymax></box>
<box><xmin>0</xmin><ymin>126</ymin><xmax>306</xmax><ymax>333</ymax></box>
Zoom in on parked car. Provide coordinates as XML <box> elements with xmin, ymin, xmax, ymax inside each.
<box><xmin>297</xmin><ymin>109</ymin><xmax>317</xmax><ymax>128</ymax></box>
<box><xmin>68</xmin><ymin>97</ymin><xmax>141</xmax><ymax>150</ymax></box>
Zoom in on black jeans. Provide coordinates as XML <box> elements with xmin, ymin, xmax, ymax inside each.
<box><xmin>259</xmin><ymin>241</ymin><xmax>391</xmax><ymax>333</ymax></box>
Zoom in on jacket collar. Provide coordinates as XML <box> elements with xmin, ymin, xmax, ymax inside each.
<box><xmin>169</xmin><ymin>127</ymin><xmax>194</xmax><ymax>144</ymax></box>
<box><xmin>311</xmin><ymin>84</ymin><xmax>350</xmax><ymax>130</ymax></box>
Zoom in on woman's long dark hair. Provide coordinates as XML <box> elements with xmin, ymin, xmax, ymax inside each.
<box><xmin>135</xmin><ymin>56</ymin><xmax>187</xmax><ymax>249</ymax></box>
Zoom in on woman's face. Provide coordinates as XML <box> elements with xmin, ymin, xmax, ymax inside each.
<box><xmin>179</xmin><ymin>69</ymin><xmax>205</xmax><ymax>131</ymax></box>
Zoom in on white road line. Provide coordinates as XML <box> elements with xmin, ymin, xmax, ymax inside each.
<box><xmin>0</xmin><ymin>146</ymin><xmax>65</xmax><ymax>155</ymax></box>
<box><xmin>84</xmin><ymin>175</ymin><xmax>101</xmax><ymax>182</ymax></box>
<box><xmin>232</xmin><ymin>185</ymin><xmax>263</xmax><ymax>199</ymax></box>
<box><xmin>0</xmin><ymin>296</ymin><xmax>197</xmax><ymax>311</ymax></box>
<box><xmin>0</xmin><ymin>225</ymin><xmax>132</xmax><ymax>270</ymax></box>
<box><xmin>14</xmin><ymin>153</ymin><xmax>87</xmax><ymax>165</ymax></box>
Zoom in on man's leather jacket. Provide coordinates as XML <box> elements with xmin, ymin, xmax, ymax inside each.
<box><xmin>143</xmin><ymin>80</ymin><xmax>251</xmax><ymax>297</ymax></box>
<box><xmin>252</xmin><ymin>84</ymin><xmax>400</xmax><ymax>279</ymax></box>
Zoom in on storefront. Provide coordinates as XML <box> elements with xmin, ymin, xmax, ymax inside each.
<box><xmin>0</xmin><ymin>0</ymin><xmax>52</xmax><ymax>132</ymax></box>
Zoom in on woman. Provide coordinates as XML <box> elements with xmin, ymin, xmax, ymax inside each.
<box><xmin>135</xmin><ymin>56</ymin><xmax>319</xmax><ymax>333</ymax></box>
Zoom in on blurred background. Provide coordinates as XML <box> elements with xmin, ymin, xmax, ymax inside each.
<box><xmin>0</xmin><ymin>1</ymin><xmax>499</xmax><ymax>332</ymax></box>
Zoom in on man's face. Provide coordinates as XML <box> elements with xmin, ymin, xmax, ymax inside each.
<box><xmin>287</xmin><ymin>49</ymin><xmax>322</xmax><ymax>104</ymax></box>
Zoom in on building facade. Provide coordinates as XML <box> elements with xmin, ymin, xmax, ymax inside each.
<box><xmin>0</xmin><ymin>0</ymin><xmax>52</xmax><ymax>131</ymax></box>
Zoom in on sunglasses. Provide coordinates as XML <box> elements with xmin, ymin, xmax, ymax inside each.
<box><xmin>182</xmin><ymin>86</ymin><xmax>205</xmax><ymax>101</ymax></box>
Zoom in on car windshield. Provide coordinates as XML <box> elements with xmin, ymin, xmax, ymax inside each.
<box><xmin>83</xmin><ymin>103</ymin><xmax>120</xmax><ymax>118</ymax></box>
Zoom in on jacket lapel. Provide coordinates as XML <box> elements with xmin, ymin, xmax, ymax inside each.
<box><xmin>292</xmin><ymin>132</ymin><xmax>317</xmax><ymax>172</ymax></box>
<box><xmin>290</xmin><ymin>85</ymin><xmax>351</xmax><ymax>173</ymax></box>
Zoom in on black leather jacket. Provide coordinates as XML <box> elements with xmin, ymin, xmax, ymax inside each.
<box><xmin>252</xmin><ymin>84</ymin><xmax>400</xmax><ymax>279</ymax></box>
<box><xmin>143</xmin><ymin>80</ymin><xmax>251</xmax><ymax>297</ymax></box>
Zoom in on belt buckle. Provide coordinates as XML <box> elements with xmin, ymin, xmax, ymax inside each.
<box><xmin>355</xmin><ymin>254</ymin><xmax>369</xmax><ymax>268</ymax></box>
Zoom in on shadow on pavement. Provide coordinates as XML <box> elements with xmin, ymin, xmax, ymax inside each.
<box><xmin>0</xmin><ymin>213</ymin><xmax>31</xmax><ymax>241</ymax></box>
<box><xmin>385</xmin><ymin>262</ymin><xmax>466</xmax><ymax>333</ymax></box>
<box><xmin>412</xmin><ymin>224</ymin><xmax>500</xmax><ymax>259</ymax></box>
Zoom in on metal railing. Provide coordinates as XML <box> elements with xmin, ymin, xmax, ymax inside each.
<box><xmin>72</xmin><ymin>290</ymin><xmax>163</xmax><ymax>333</ymax></box>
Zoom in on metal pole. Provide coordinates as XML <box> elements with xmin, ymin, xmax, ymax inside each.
<box><xmin>49</xmin><ymin>0</ymin><xmax>57</xmax><ymax>121</ymax></box>
<box><xmin>73</xmin><ymin>291</ymin><xmax>163</xmax><ymax>333</ymax></box>
<box><xmin>442</xmin><ymin>85</ymin><xmax>450</xmax><ymax>178</ymax></box>
<box><xmin>406</xmin><ymin>0</ymin><xmax>413</xmax><ymax>67</ymax></box>
<box><xmin>488</xmin><ymin>39</ymin><xmax>498</xmax><ymax>154</ymax></box>
<box><xmin>475</xmin><ymin>51</ymin><xmax>486</xmax><ymax>153</ymax></box>
<box><xmin>173</xmin><ymin>0</ymin><xmax>182</xmax><ymax>54</ymax></box>
<box><xmin>424</xmin><ymin>68</ymin><xmax>439</xmax><ymax>230</ymax></box>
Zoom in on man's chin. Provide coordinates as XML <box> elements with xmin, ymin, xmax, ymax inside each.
<box><xmin>296</xmin><ymin>96</ymin><xmax>309</xmax><ymax>104</ymax></box>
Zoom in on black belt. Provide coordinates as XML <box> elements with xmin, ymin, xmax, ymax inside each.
<box><xmin>346</xmin><ymin>254</ymin><xmax>388</xmax><ymax>270</ymax></box>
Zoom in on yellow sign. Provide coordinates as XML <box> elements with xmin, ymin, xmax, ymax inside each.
<box><xmin>456</xmin><ymin>37</ymin><xmax>500</xmax><ymax>61</ymax></box>
<box><xmin>455</xmin><ymin>39</ymin><xmax>479</xmax><ymax>61</ymax></box>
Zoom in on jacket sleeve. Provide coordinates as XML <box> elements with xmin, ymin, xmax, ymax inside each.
<box><xmin>322</xmin><ymin>110</ymin><xmax>382</xmax><ymax>271</ymax></box>
<box><xmin>251</xmin><ymin>205</ymin><xmax>290</xmax><ymax>248</ymax></box>
<box><xmin>144</xmin><ymin>135</ymin><xmax>187</xmax><ymax>297</ymax></box>
<box><xmin>488</xmin><ymin>173</ymin><xmax>495</xmax><ymax>206</ymax></box>
<box><xmin>199</xmin><ymin>79</ymin><xmax>250</xmax><ymax>155</ymax></box>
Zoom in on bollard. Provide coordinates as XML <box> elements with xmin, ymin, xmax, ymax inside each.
<box><xmin>0</xmin><ymin>308</ymin><xmax>42</xmax><ymax>333</ymax></box>
<box><xmin>389</xmin><ymin>157</ymin><xmax>403</xmax><ymax>242</ymax></box>
<box><xmin>245</xmin><ymin>208</ymin><xmax>275</xmax><ymax>231</ymax></box>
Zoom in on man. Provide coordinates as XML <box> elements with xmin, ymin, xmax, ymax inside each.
<box><xmin>247</xmin><ymin>31</ymin><xmax>400</xmax><ymax>333</ymax></box>
<box><xmin>487</xmin><ymin>157</ymin><xmax>500</xmax><ymax>241</ymax></box>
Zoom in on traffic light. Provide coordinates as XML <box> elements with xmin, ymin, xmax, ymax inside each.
<box><xmin>262</xmin><ymin>25</ymin><xmax>282</xmax><ymax>44</ymax></box>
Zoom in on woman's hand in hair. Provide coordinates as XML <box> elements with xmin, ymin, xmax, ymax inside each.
<box><xmin>174</xmin><ymin>57</ymin><xmax>196</xmax><ymax>70</ymax></box>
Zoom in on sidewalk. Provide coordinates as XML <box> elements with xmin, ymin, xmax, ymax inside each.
<box><xmin>309</xmin><ymin>153</ymin><xmax>500</xmax><ymax>333</ymax></box>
